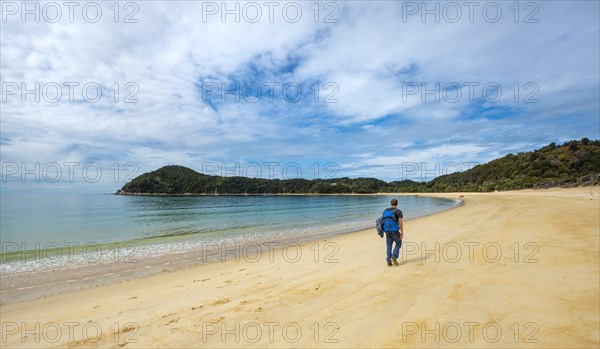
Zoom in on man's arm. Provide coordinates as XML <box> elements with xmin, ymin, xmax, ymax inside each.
<box><xmin>399</xmin><ymin>218</ymin><xmax>404</xmax><ymax>239</ymax></box>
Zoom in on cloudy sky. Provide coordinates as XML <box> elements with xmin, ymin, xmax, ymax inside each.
<box><xmin>1</xmin><ymin>1</ymin><xmax>599</xmax><ymax>192</ymax></box>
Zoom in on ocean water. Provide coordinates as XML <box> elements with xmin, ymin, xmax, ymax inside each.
<box><xmin>0</xmin><ymin>194</ymin><xmax>459</xmax><ymax>274</ymax></box>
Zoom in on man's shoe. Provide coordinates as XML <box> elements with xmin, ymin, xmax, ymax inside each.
<box><xmin>391</xmin><ymin>258</ymin><xmax>398</xmax><ymax>266</ymax></box>
<box><xmin>387</xmin><ymin>261</ymin><xmax>393</xmax><ymax>267</ymax></box>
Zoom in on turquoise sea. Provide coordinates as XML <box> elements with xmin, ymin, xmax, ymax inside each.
<box><xmin>0</xmin><ymin>194</ymin><xmax>459</xmax><ymax>273</ymax></box>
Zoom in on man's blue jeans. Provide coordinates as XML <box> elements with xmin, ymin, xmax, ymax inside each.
<box><xmin>386</xmin><ymin>232</ymin><xmax>402</xmax><ymax>262</ymax></box>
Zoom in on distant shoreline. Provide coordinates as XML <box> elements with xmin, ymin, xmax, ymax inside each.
<box><xmin>115</xmin><ymin>191</ymin><xmax>425</xmax><ymax>196</ymax></box>
<box><xmin>115</xmin><ymin>187</ymin><xmax>598</xmax><ymax>196</ymax></box>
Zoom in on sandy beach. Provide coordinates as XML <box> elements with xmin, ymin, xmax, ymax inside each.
<box><xmin>1</xmin><ymin>188</ymin><xmax>598</xmax><ymax>348</ymax></box>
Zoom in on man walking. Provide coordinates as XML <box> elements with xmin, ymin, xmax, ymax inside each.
<box><xmin>382</xmin><ymin>199</ymin><xmax>404</xmax><ymax>266</ymax></box>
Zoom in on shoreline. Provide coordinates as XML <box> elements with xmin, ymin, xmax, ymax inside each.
<box><xmin>115</xmin><ymin>191</ymin><xmax>427</xmax><ymax>196</ymax></box>
<box><xmin>115</xmin><ymin>185</ymin><xmax>599</xmax><ymax>196</ymax></box>
<box><xmin>1</xmin><ymin>188</ymin><xmax>598</xmax><ymax>348</ymax></box>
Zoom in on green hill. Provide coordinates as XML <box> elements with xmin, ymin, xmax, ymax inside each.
<box><xmin>423</xmin><ymin>138</ymin><xmax>600</xmax><ymax>192</ymax></box>
<box><xmin>118</xmin><ymin>139</ymin><xmax>600</xmax><ymax>195</ymax></box>
<box><xmin>117</xmin><ymin>165</ymin><xmax>387</xmax><ymax>194</ymax></box>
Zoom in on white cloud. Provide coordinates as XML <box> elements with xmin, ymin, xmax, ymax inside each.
<box><xmin>1</xmin><ymin>1</ymin><xmax>598</xmax><ymax>191</ymax></box>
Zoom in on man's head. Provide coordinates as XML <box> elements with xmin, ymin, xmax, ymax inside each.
<box><xmin>390</xmin><ymin>198</ymin><xmax>398</xmax><ymax>207</ymax></box>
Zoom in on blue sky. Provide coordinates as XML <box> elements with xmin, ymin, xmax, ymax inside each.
<box><xmin>1</xmin><ymin>1</ymin><xmax>599</xmax><ymax>193</ymax></box>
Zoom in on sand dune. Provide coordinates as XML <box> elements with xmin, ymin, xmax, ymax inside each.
<box><xmin>1</xmin><ymin>188</ymin><xmax>598</xmax><ymax>348</ymax></box>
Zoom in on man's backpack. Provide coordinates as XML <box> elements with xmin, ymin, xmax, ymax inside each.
<box><xmin>382</xmin><ymin>208</ymin><xmax>399</xmax><ymax>233</ymax></box>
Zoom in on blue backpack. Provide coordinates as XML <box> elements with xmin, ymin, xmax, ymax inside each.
<box><xmin>382</xmin><ymin>209</ymin><xmax>399</xmax><ymax>233</ymax></box>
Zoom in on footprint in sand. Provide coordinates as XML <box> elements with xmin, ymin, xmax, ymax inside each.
<box><xmin>159</xmin><ymin>313</ymin><xmax>180</xmax><ymax>327</ymax></box>
<box><xmin>164</xmin><ymin>319</ymin><xmax>179</xmax><ymax>326</ymax></box>
<box><xmin>211</xmin><ymin>298</ymin><xmax>230</xmax><ymax>306</ymax></box>
<box><xmin>234</xmin><ymin>300</ymin><xmax>250</xmax><ymax>311</ymax></box>
<box><xmin>198</xmin><ymin>316</ymin><xmax>226</xmax><ymax>324</ymax></box>
<box><xmin>217</xmin><ymin>280</ymin><xmax>236</xmax><ymax>289</ymax></box>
